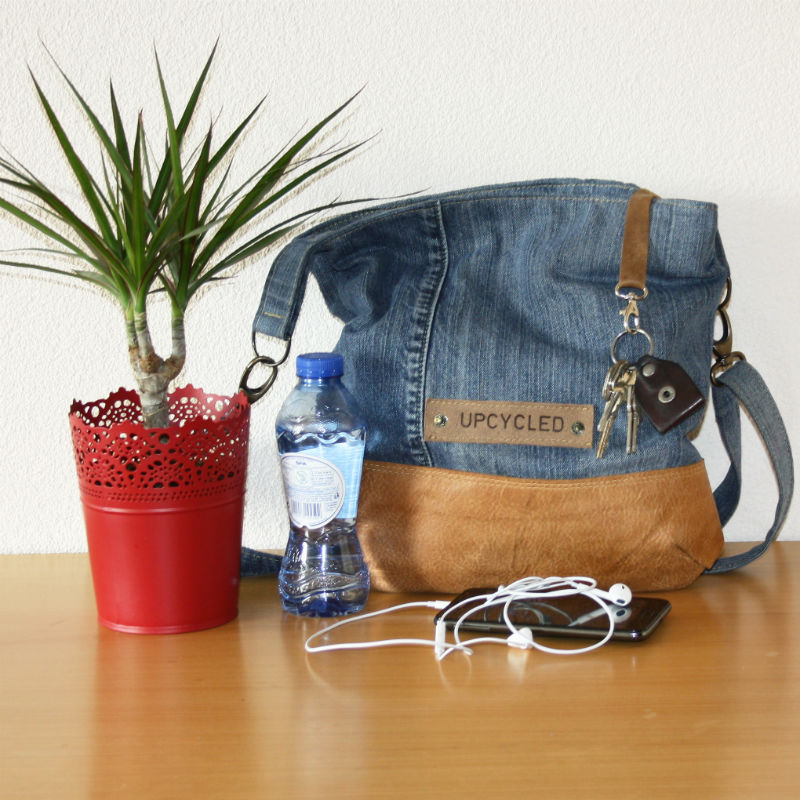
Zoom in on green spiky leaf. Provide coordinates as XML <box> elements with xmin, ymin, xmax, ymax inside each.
<box><xmin>0</xmin><ymin>45</ymin><xmax>368</xmax><ymax>425</ymax></box>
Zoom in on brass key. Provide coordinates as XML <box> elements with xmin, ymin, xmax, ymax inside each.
<box><xmin>625</xmin><ymin>367</ymin><xmax>640</xmax><ymax>455</ymax></box>
<box><xmin>596</xmin><ymin>361</ymin><xmax>629</xmax><ymax>459</ymax></box>
<box><xmin>597</xmin><ymin>361</ymin><xmax>629</xmax><ymax>432</ymax></box>
<box><xmin>596</xmin><ymin>391</ymin><xmax>623</xmax><ymax>458</ymax></box>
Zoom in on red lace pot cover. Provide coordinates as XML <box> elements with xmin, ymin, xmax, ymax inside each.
<box><xmin>69</xmin><ymin>386</ymin><xmax>250</xmax><ymax>634</ymax></box>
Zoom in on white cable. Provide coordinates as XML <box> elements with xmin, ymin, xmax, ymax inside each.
<box><xmin>304</xmin><ymin>601</ymin><xmax>472</xmax><ymax>657</ymax></box>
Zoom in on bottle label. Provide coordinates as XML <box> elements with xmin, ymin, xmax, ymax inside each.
<box><xmin>280</xmin><ymin>444</ymin><xmax>364</xmax><ymax>527</ymax></box>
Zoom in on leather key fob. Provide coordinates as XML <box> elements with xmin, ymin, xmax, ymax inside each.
<box><xmin>634</xmin><ymin>356</ymin><xmax>705</xmax><ymax>434</ymax></box>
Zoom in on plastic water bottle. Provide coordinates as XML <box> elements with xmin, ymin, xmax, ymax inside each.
<box><xmin>276</xmin><ymin>352</ymin><xmax>370</xmax><ymax>616</ymax></box>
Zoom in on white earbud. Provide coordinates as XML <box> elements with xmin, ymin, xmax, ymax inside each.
<box><xmin>591</xmin><ymin>583</ymin><xmax>633</xmax><ymax>607</ymax></box>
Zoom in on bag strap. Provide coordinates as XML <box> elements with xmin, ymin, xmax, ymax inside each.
<box><xmin>238</xmin><ymin>233</ymin><xmax>320</xmax><ymax>402</ymax></box>
<box><xmin>618</xmin><ymin>188</ymin><xmax>657</xmax><ymax>292</ymax></box>
<box><xmin>706</xmin><ymin>359</ymin><xmax>794</xmax><ymax>573</ymax></box>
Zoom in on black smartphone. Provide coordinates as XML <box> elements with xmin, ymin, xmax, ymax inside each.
<box><xmin>434</xmin><ymin>588</ymin><xmax>671</xmax><ymax>642</ymax></box>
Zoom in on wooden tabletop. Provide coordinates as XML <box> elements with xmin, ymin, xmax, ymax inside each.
<box><xmin>2</xmin><ymin>543</ymin><xmax>798</xmax><ymax>799</ymax></box>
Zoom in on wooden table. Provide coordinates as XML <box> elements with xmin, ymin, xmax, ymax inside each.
<box><xmin>2</xmin><ymin>543</ymin><xmax>798</xmax><ymax>799</ymax></box>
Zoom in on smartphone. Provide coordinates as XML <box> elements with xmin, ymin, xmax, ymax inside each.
<box><xmin>434</xmin><ymin>588</ymin><xmax>671</xmax><ymax>642</ymax></box>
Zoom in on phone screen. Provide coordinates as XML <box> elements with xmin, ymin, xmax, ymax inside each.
<box><xmin>434</xmin><ymin>588</ymin><xmax>671</xmax><ymax>641</ymax></box>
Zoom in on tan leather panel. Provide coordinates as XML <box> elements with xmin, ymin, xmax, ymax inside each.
<box><xmin>357</xmin><ymin>459</ymin><xmax>723</xmax><ymax>593</ymax></box>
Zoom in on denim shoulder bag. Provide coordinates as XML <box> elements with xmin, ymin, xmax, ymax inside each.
<box><xmin>241</xmin><ymin>179</ymin><xmax>793</xmax><ymax>593</ymax></box>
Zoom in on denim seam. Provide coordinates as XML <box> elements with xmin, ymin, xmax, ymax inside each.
<box><xmin>363</xmin><ymin>459</ymin><xmax>709</xmax><ymax>489</ymax></box>
<box><xmin>305</xmin><ymin>180</ymin><xmax>637</xmax><ymax>233</ymax></box>
<box><xmin>418</xmin><ymin>200</ymin><xmax>451</xmax><ymax>467</ymax></box>
<box><xmin>403</xmin><ymin>203</ymin><xmax>450</xmax><ymax>466</ymax></box>
<box><xmin>279</xmin><ymin>188</ymin><xmax>716</xmax><ymax>252</ymax></box>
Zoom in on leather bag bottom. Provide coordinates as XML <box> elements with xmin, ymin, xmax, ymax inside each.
<box><xmin>357</xmin><ymin>460</ymin><xmax>723</xmax><ymax>593</ymax></box>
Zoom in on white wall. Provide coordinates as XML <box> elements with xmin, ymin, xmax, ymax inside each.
<box><xmin>0</xmin><ymin>0</ymin><xmax>797</xmax><ymax>553</ymax></box>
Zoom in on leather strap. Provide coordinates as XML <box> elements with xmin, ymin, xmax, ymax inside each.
<box><xmin>618</xmin><ymin>188</ymin><xmax>658</xmax><ymax>292</ymax></box>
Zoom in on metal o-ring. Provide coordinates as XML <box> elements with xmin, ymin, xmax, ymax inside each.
<box><xmin>611</xmin><ymin>328</ymin><xmax>655</xmax><ymax>364</ymax></box>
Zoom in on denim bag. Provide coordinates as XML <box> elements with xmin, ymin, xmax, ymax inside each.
<box><xmin>241</xmin><ymin>179</ymin><xmax>793</xmax><ymax>592</ymax></box>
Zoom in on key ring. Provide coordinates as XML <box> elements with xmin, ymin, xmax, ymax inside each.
<box><xmin>611</xmin><ymin>328</ymin><xmax>654</xmax><ymax>364</ymax></box>
<box><xmin>238</xmin><ymin>335</ymin><xmax>292</xmax><ymax>404</ymax></box>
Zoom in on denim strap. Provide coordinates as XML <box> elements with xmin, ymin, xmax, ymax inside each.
<box><xmin>706</xmin><ymin>360</ymin><xmax>794</xmax><ymax>573</ymax></box>
<box><xmin>240</xmin><ymin>547</ymin><xmax>282</xmax><ymax>577</ymax></box>
<box><xmin>710</xmin><ymin>374</ymin><xmax>742</xmax><ymax>527</ymax></box>
<box><xmin>251</xmin><ymin>226</ymin><xmax>335</xmax><ymax>342</ymax></box>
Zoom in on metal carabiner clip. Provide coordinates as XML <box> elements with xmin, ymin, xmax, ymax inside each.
<box><xmin>711</xmin><ymin>278</ymin><xmax>746</xmax><ymax>385</ymax></box>
<box><xmin>238</xmin><ymin>334</ymin><xmax>292</xmax><ymax>404</ymax></box>
<box><xmin>712</xmin><ymin>278</ymin><xmax>734</xmax><ymax>359</ymax></box>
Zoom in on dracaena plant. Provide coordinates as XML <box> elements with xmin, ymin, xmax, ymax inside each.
<box><xmin>0</xmin><ymin>45</ymin><xmax>363</xmax><ymax>427</ymax></box>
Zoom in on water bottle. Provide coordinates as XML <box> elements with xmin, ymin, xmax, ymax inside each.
<box><xmin>276</xmin><ymin>352</ymin><xmax>370</xmax><ymax>616</ymax></box>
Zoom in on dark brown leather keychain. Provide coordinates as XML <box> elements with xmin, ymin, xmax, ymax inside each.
<box><xmin>634</xmin><ymin>355</ymin><xmax>705</xmax><ymax>433</ymax></box>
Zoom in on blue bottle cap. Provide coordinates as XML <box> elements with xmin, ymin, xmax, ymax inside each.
<box><xmin>296</xmin><ymin>352</ymin><xmax>344</xmax><ymax>378</ymax></box>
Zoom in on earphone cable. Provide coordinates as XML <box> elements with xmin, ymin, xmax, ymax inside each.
<box><xmin>304</xmin><ymin>600</ymin><xmax>471</xmax><ymax>656</ymax></box>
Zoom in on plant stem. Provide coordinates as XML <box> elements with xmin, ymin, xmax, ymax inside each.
<box><xmin>125</xmin><ymin>305</ymin><xmax>185</xmax><ymax>428</ymax></box>
<box><xmin>166</xmin><ymin>309</ymin><xmax>186</xmax><ymax>380</ymax></box>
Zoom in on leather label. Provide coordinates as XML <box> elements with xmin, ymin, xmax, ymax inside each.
<box><xmin>424</xmin><ymin>398</ymin><xmax>594</xmax><ymax>449</ymax></box>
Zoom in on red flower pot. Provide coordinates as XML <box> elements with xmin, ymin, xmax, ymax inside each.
<box><xmin>69</xmin><ymin>386</ymin><xmax>250</xmax><ymax>634</ymax></box>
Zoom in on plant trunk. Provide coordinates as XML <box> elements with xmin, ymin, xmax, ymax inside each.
<box><xmin>127</xmin><ymin>308</ymin><xmax>186</xmax><ymax>428</ymax></box>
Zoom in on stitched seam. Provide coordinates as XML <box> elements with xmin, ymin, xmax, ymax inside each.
<box><xmin>309</xmin><ymin>197</ymin><xmax>627</xmax><ymax>246</ymax></box>
<box><xmin>415</xmin><ymin>200</ymin><xmax>450</xmax><ymax>466</ymax></box>
<box><xmin>428</xmin><ymin>398</ymin><xmax>593</xmax><ymax>414</ymax></box>
<box><xmin>426</xmin><ymin>434</ymin><xmax>589</xmax><ymax>446</ymax></box>
<box><xmin>293</xmin><ymin>190</ymin><xmax>715</xmax><ymax>249</ymax></box>
<box><xmin>363</xmin><ymin>460</ymin><xmax>706</xmax><ymax>490</ymax></box>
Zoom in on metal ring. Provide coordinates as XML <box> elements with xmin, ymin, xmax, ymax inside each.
<box><xmin>251</xmin><ymin>332</ymin><xmax>292</xmax><ymax>366</ymax></box>
<box><xmin>611</xmin><ymin>328</ymin><xmax>655</xmax><ymax>363</ymax></box>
